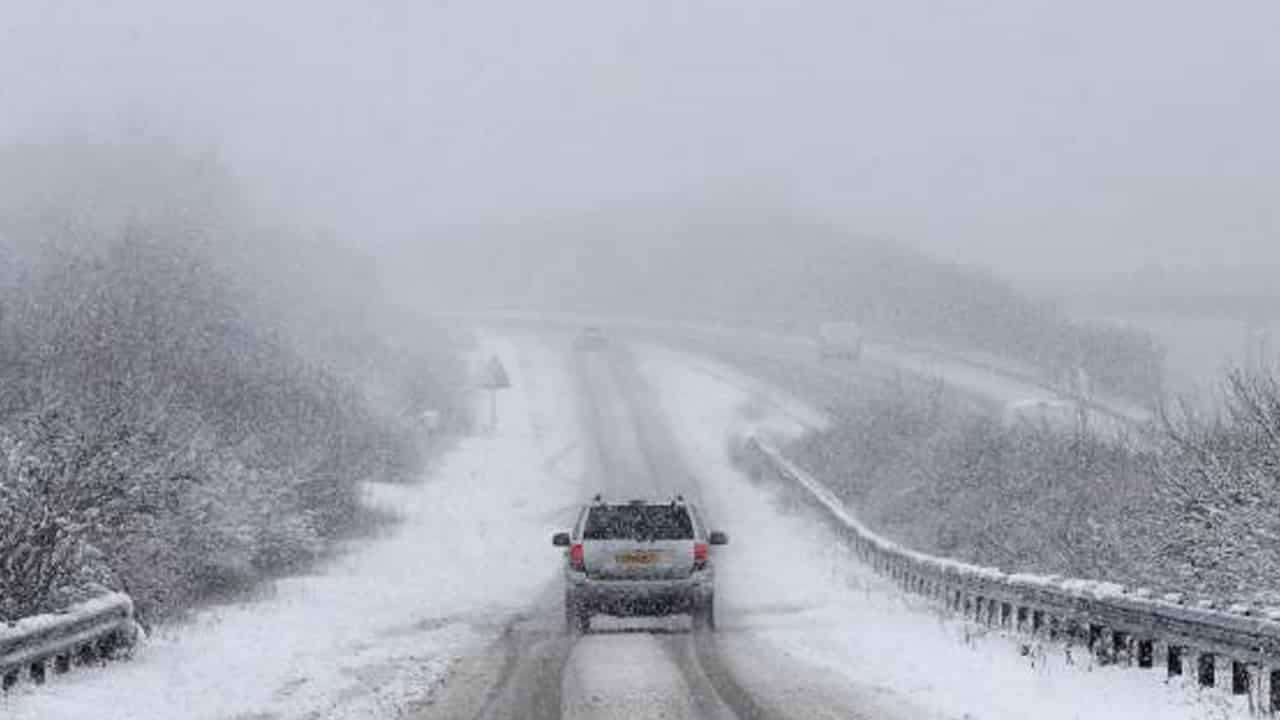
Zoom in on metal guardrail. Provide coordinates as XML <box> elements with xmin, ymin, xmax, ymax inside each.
<box><xmin>741</xmin><ymin>435</ymin><xmax>1280</xmax><ymax>715</ymax></box>
<box><xmin>1</xmin><ymin>593</ymin><xmax>139</xmax><ymax>691</ymax></box>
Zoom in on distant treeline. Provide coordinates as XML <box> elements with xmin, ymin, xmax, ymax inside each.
<box><xmin>0</xmin><ymin>138</ymin><xmax>461</xmax><ymax>623</ymax></box>
<box><xmin>1070</xmin><ymin>289</ymin><xmax>1280</xmax><ymax>321</ymax></box>
<box><xmin>411</xmin><ymin>199</ymin><xmax>1164</xmax><ymax>403</ymax></box>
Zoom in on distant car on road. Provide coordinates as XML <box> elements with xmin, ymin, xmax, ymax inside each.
<box><xmin>817</xmin><ymin>321</ymin><xmax>864</xmax><ymax>361</ymax></box>
<box><xmin>573</xmin><ymin>325</ymin><xmax>609</xmax><ymax>351</ymax></box>
<box><xmin>552</xmin><ymin>496</ymin><xmax>728</xmax><ymax>633</ymax></box>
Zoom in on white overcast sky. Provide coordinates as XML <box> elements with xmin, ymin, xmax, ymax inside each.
<box><xmin>2</xmin><ymin>1</ymin><xmax>1277</xmax><ymax>293</ymax></box>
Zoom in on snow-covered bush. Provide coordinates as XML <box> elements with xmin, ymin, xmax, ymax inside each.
<box><xmin>0</xmin><ymin>420</ymin><xmax>93</xmax><ymax>620</ymax></box>
<box><xmin>0</xmin><ymin>137</ymin><xmax>454</xmax><ymax>623</ymax></box>
<box><xmin>1154</xmin><ymin>369</ymin><xmax>1280</xmax><ymax>597</ymax></box>
<box><xmin>788</xmin><ymin>379</ymin><xmax>1164</xmax><ymax>590</ymax></box>
<box><xmin>788</xmin><ymin>365</ymin><xmax>1280</xmax><ymax>601</ymax></box>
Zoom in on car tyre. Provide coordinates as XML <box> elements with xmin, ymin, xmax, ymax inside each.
<box><xmin>692</xmin><ymin>594</ymin><xmax>716</xmax><ymax>632</ymax></box>
<box><xmin>566</xmin><ymin>593</ymin><xmax>591</xmax><ymax>635</ymax></box>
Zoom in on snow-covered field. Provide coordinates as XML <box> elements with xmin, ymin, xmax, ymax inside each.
<box><xmin>1</xmin><ymin>332</ymin><xmax>584</xmax><ymax>720</ymax></box>
<box><xmin>637</xmin><ymin>343</ymin><xmax>1249</xmax><ymax>720</ymax></box>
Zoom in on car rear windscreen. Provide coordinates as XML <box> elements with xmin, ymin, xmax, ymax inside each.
<box><xmin>583</xmin><ymin>505</ymin><xmax>694</xmax><ymax>540</ymax></box>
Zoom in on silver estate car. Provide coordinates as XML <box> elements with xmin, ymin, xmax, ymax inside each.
<box><xmin>552</xmin><ymin>496</ymin><xmax>728</xmax><ymax>633</ymax></box>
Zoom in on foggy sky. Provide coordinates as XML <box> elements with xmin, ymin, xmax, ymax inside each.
<box><xmin>2</xmin><ymin>1</ymin><xmax>1277</xmax><ymax>294</ymax></box>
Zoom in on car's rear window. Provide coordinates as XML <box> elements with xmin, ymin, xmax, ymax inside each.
<box><xmin>583</xmin><ymin>505</ymin><xmax>694</xmax><ymax>540</ymax></box>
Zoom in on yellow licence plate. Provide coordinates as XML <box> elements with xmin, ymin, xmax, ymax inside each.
<box><xmin>616</xmin><ymin>550</ymin><xmax>659</xmax><ymax>566</ymax></box>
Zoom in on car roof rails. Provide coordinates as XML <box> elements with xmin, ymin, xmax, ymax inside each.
<box><xmin>592</xmin><ymin>493</ymin><xmax>605</xmax><ymax>504</ymax></box>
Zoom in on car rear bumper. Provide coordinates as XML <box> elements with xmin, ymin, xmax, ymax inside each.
<box><xmin>567</xmin><ymin>573</ymin><xmax>713</xmax><ymax>616</ymax></box>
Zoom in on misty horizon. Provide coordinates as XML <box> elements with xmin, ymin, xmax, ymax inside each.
<box><xmin>3</xmin><ymin>0</ymin><xmax>1277</xmax><ymax>297</ymax></box>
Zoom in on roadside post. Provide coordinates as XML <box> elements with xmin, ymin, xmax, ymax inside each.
<box><xmin>479</xmin><ymin>355</ymin><xmax>511</xmax><ymax>432</ymax></box>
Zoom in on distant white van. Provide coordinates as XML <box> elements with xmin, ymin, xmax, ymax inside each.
<box><xmin>817</xmin><ymin>322</ymin><xmax>864</xmax><ymax>361</ymax></box>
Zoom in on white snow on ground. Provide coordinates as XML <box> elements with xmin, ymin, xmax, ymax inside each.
<box><xmin>660</xmin><ymin>353</ymin><xmax>830</xmax><ymax>435</ymax></box>
<box><xmin>2</xmin><ymin>332</ymin><xmax>583</xmax><ymax>720</ymax></box>
<box><xmin>635</xmin><ymin>343</ymin><xmax>1249</xmax><ymax>720</ymax></box>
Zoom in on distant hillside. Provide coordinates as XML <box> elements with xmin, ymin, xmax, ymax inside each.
<box><xmin>405</xmin><ymin>198</ymin><xmax>1165</xmax><ymax>402</ymax></box>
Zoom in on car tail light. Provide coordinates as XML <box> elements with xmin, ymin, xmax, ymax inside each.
<box><xmin>570</xmin><ymin>543</ymin><xmax>584</xmax><ymax>571</ymax></box>
<box><xmin>693</xmin><ymin>542</ymin><xmax>708</xmax><ymax>570</ymax></box>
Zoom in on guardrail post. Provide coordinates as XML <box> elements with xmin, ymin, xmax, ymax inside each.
<box><xmin>29</xmin><ymin>659</ymin><xmax>46</xmax><ymax>685</ymax></box>
<box><xmin>1064</xmin><ymin>619</ymin><xmax>1086</xmax><ymax>650</ymax></box>
<box><xmin>1137</xmin><ymin>639</ymin><xmax>1154</xmax><ymax>669</ymax></box>
<box><xmin>3</xmin><ymin>669</ymin><xmax>17</xmax><ymax>692</ymax></box>
<box><xmin>1242</xmin><ymin>664</ymin><xmax>1267</xmax><ymax>714</ymax></box>
<box><xmin>54</xmin><ymin>653</ymin><xmax>71</xmax><ymax>674</ymax></box>
<box><xmin>1000</xmin><ymin>602</ymin><xmax>1012</xmax><ymax>629</ymax></box>
<box><xmin>1231</xmin><ymin>660</ymin><xmax>1250</xmax><ymax>697</ymax></box>
<box><xmin>1112</xmin><ymin>631</ymin><xmax>1131</xmax><ymax>665</ymax></box>
<box><xmin>1167</xmin><ymin>645</ymin><xmax>1185</xmax><ymax>678</ymax></box>
<box><xmin>1032</xmin><ymin>610</ymin><xmax>1045</xmax><ymax>637</ymax></box>
<box><xmin>1197</xmin><ymin>651</ymin><xmax>1216</xmax><ymax>688</ymax></box>
<box><xmin>1268</xmin><ymin>669</ymin><xmax>1280</xmax><ymax>714</ymax></box>
<box><xmin>1016</xmin><ymin>606</ymin><xmax>1029</xmax><ymax>633</ymax></box>
<box><xmin>1087</xmin><ymin>624</ymin><xmax>1104</xmax><ymax>655</ymax></box>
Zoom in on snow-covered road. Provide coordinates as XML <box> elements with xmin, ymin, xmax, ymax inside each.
<box><xmin>3</xmin><ymin>329</ymin><xmax>1240</xmax><ymax>719</ymax></box>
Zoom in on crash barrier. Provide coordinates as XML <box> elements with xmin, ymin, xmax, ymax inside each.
<box><xmin>1</xmin><ymin>593</ymin><xmax>140</xmax><ymax>692</ymax></box>
<box><xmin>741</xmin><ymin>435</ymin><xmax>1280</xmax><ymax>714</ymax></box>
